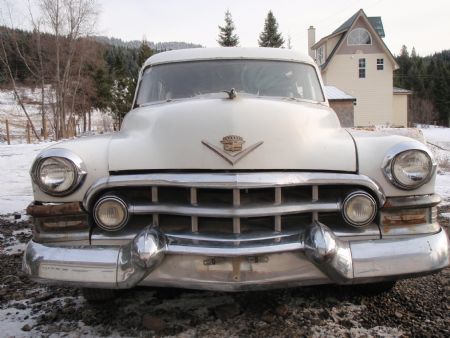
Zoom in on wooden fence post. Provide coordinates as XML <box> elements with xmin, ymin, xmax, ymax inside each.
<box><xmin>5</xmin><ymin>119</ymin><xmax>10</xmax><ymax>145</ymax></box>
<box><xmin>26</xmin><ymin>121</ymin><xmax>31</xmax><ymax>144</ymax></box>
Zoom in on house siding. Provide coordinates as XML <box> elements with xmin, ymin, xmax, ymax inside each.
<box><xmin>329</xmin><ymin>100</ymin><xmax>355</xmax><ymax>127</ymax></box>
<box><xmin>326</xmin><ymin>35</ymin><xmax>341</xmax><ymax>58</ymax></box>
<box><xmin>392</xmin><ymin>94</ymin><xmax>408</xmax><ymax>126</ymax></box>
<box><xmin>324</xmin><ymin>53</ymin><xmax>393</xmax><ymax>126</ymax></box>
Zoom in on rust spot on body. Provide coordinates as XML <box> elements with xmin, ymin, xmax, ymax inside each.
<box><xmin>27</xmin><ymin>202</ymin><xmax>85</xmax><ymax>217</ymax></box>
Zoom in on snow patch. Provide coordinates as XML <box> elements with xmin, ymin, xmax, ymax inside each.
<box><xmin>1</xmin><ymin>235</ymin><xmax>27</xmax><ymax>255</ymax></box>
<box><xmin>0</xmin><ymin>142</ymin><xmax>51</xmax><ymax>214</ymax></box>
<box><xmin>13</xmin><ymin>228</ymin><xmax>32</xmax><ymax>236</ymax></box>
<box><xmin>0</xmin><ymin>302</ymin><xmax>36</xmax><ymax>338</ymax></box>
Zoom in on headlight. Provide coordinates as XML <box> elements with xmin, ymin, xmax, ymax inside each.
<box><xmin>31</xmin><ymin>149</ymin><xmax>86</xmax><ymax>196</ymax></box>
<box><xmin>94</xmin><ymin>196</ymin><xmax>129</xmax><ymax>231</ymax></box>
<box><xmin>383</xmin><ymin>147</ymin><xmax>434</xmax><ymax>190</ymax></box>
<box><xmin>342</xmin><ymin>191</ymin><xmax>377</xmax><ymax>227</ymax></box>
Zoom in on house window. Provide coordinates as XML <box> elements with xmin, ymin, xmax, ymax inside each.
<box><xmin>316</xmin><ymin>45</ymin><xmax>325</xmax><ymax>65</ymax></box>
<box><xmin>347</xmin><ymin>28</ymin><xmax>372</xmax><ymax>45</ymax></box>
<box><xmin>359</xmin><ymin>58</ymin><xmax>366</xmax><ymax>78</ymax></box>
<box><xmin>377</xmin><ymin>58</ymin><xmax>384</xmax><ymax>70</ymax></box>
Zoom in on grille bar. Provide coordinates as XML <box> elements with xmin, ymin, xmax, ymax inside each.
<box><xmin>312</xmin><ymin>185</ymin><xmax>319</xmax><ymax>221</ymax></box>
<box><xmin>274</xmin><ymin>187</ymin><xmax>282</xmax><ymax>232</ymax></box>
<box><xmin>166</xmin><ymin>230</ymin><xmax>301</xmax><ymax>243</ymax></box>
<box><xmin>190</xmin><ymin>188</ymin><xmax>198</xmax><ymax>232</ymax></box>
<box><xmin>233</xmin><ymin>189</ymin><xmax>240</xmax><ymax>234</ymax></box>
<box><xmin>151</xmin><ymin>186</ymin><xmax>159</xmax><ymax>225</ymax></box>
<box><xmin>130</xmin><ymin>202</ymin><xmax>340</xmax><ymax>218</ymax></box>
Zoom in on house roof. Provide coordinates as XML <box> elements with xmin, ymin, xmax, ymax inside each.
<box><xmin>332</xmin><ymin>13</ymin><xmax>385</xmax><ymax>38</ymax></box>
<box><xmin>324</xmin><ymin>86</ymin><xmax>356</xmax><ymax>101</ymax></box>
<box><xmin>393</xmin><ymin>87</ymin><xmax>413</xmax><ymax>95</ymax></box>
<box><xmin>368</xmin><ymin>17</ymin><xmax>385</xmax><ymax>38</ymax></box>
<box><xmin>311</xmin><ymin>9</ymin><xmax>398</xmax><ymax>71</ymax></box>
<box><xmin>332</xmin><ymin>11</ymin><xmax>360</xmax><ymax>35</ymax></box>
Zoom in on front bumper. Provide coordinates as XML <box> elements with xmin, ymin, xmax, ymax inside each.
<box><xmin>22</xmin><ymin>222</ymin><xmax>449</xmax><ymax>291</ymax></box>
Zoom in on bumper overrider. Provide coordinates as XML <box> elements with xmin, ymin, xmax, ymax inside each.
<box><xmin>23</xmin><ymin>221</ymin><xmax>449</xmax><ymax>291</ymax></box>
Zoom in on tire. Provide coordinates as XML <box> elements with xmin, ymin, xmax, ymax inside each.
<box><xmin>81</xmin><ymin>288</ymin><xmax>116</xmax><ymax>302</ymax></box>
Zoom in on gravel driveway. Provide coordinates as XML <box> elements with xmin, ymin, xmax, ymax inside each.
<box><xmin>1</xmin><ymin>213</ymin><xmax>449</xmax><ymax>338</ymax></box>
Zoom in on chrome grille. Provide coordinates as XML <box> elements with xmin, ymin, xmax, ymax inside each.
<box><xmin>85</xmin><ymin>173</ymin><xmax>385</xmax><ymax>244</ymax></box>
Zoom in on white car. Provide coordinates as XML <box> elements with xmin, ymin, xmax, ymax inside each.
<box><xmin>23</xmin><ymin>48</ymin><xmax>449</xmax><ymax>301</ymax></box>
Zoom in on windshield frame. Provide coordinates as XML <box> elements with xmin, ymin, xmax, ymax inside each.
<box><xmin>132</xmin><ymin>59</ymin><xmax>326</xmax><ymax>108</ymax></box>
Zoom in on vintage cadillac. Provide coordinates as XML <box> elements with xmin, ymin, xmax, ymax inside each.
<box><xmin>23</xmin><ymin>48</ymin><xmax>449</xmax><ymax>300</ymax></box>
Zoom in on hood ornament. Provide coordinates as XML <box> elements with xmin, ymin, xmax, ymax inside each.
<box><xmin>202</xmin><ymin>135</ymin><xmax>263</xmax><ymax>165</ymax></box>
<box><xmin>223</xmin><ymin>88</ymin><xmax>237</xmax><ymax>100</ymax></box>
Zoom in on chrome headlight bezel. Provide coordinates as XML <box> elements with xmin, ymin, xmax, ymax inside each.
<box><xmin>31</xmin><ymin>148</ymin><xmax>87</xmax><ymax>196</ymax></box>
<box><xmin>382</xmin><ymin>143</ymin><xmax>436</xmax><ymax>190</ymax></box>
<box><xmin>93</xmin><ymin>195</ymin><xmax>129</xmax><ymax>232</ymax></box>
<box><xmin>342</xmin><ymin>191</ymin><xmax>378</xmax><ymax>227</ymax></box>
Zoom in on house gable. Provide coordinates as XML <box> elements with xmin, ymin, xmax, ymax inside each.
<box><xmin>313</xmin><ymin>9</ymin><xmax>398</xmax><ymax>72</ymax></box>
<box><xmin>337</xmin><ymin>16</ymin><xmax>385</xmax><ymax>55</ymax></box>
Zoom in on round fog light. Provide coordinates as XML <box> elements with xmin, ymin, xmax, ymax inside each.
<box><xmin>342</xmin><ymin>191</ymin><xmax>377</xmax><ymax>227</ymax></box>
<box><xmin>94</xmin><ymin>196</ymin><xmax>129</xmax><ymax>231</ymax></box>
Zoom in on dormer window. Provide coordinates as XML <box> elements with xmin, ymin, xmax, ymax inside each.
<box><xmin>316</xmin><ymin>45</ymin><xmax>325</xmax><ymax>65</ymax></box>
<box><xmin>347</xmin><ymin>28</ymin><xmax>372</xmax><ymax>45</ymax></box>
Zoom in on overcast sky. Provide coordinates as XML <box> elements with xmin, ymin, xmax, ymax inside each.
<box><xmin>4</xmin><ymin>0</ymin><xmax>450</xmax><ymax>56</ymax></box>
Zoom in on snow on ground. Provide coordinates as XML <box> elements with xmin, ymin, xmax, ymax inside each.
<box><xmin>436</xmin><ymin>174</ymin><xmax>450</xmax><ymax>204</ymax></box>
<box><xmin>421</xmin><ymin>127</ymin><xmax>450</xmax><ymax>178</ymax></box>
<box><xmin>0</xmin><ymin>142</ymin><xmax>51</xmax><ymax>215</ymax></box>
<box><xmin>0</xmin><ymin>88</ymin><xmax>113</xmax><ymax>144</ymax></box>
<box><xmin>420</xmin><ymin>125</ymin><xmax>450</xmax><ymax>202</ymax></box>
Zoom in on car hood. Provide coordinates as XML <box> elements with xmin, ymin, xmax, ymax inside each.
<box><xmin>108</xmin><ymin>97</ymin><xmax>357</xmax><ymax>172</ymax></box>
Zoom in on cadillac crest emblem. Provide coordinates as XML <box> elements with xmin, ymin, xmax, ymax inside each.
<box><xmin>221</xmin><ymin>135</ymin><xmax>245</xmax><ymax>152</ymax></box>
<box><xmin>202</xmin><ymin>135</ymin><xmax>263</xmax><ymax>165</ymax></box>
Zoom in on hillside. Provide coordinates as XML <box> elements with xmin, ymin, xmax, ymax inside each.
<box><xmin>93</xmin><ymin>36</ymin><xmax>203</xmax><ymax>51</ymax></box>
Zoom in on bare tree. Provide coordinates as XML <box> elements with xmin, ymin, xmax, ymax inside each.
<box><xmin>38</xmin><ymin>0</ymin><xmax>99</xmax><ymax>138</ymax></box>
<box><xmin>0</xmin><ymin>0</ymin><xmax>99</xmax><ymax>140</ymax></box>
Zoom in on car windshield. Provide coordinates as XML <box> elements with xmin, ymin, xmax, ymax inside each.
<box><xmin>135</xmin><ymin>59</ymin><xmax>325</xmax><ymax>105</ymax></box>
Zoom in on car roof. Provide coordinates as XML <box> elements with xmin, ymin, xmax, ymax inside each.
<box><xmin>143</xmin><ymin>47</ymin><xmax>314</xmax><ymax>67</ymax></box>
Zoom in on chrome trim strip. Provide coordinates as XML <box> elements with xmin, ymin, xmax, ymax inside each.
<box><xmin>383</xmin><ymin>194</ymin><xmax>441</xmax><ymax>209</ymax></box>
<box><xmin>83</xmin><ymin>172</ymin><xmax>386</xmax><ymax>210</ymax></box>
<box><xmin>130</xmin><ymin>201</ymin><xmax>340</xmax><ymax>218</ymax></box>
<box><xmin>165</xmin><ymin>230</ymin><xmax>300</xmax><ymax>243</ymax></box>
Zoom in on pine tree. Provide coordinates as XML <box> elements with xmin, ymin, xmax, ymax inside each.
<box><xmin>138</xmin><ymin>39</ymin><xmax>154</xmax><ymax>67</ymax></box>
<box><xmin>258</xmin><ymin>11</ymin><xmax>284</xmax><ymax>48</ymax></box>
<box><xmin>432</xmin><ymin>60</ymin><xmax>450</xmax><ymax>122</ymax></box>
<box><xmin>395</xmin><ymin>45</ymin><xmax>411</xmax><ymax>88</ymax></box>
<box><xmin>217</xmin><ymin>10</ymin><xmax>239</xmax><ymax>47</ymax></box>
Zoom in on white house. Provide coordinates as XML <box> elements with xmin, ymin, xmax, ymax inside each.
<box><xmin>309</xmin><ymin>9</ymin><xmax>410</xmax><ymax>127</ymax></box>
